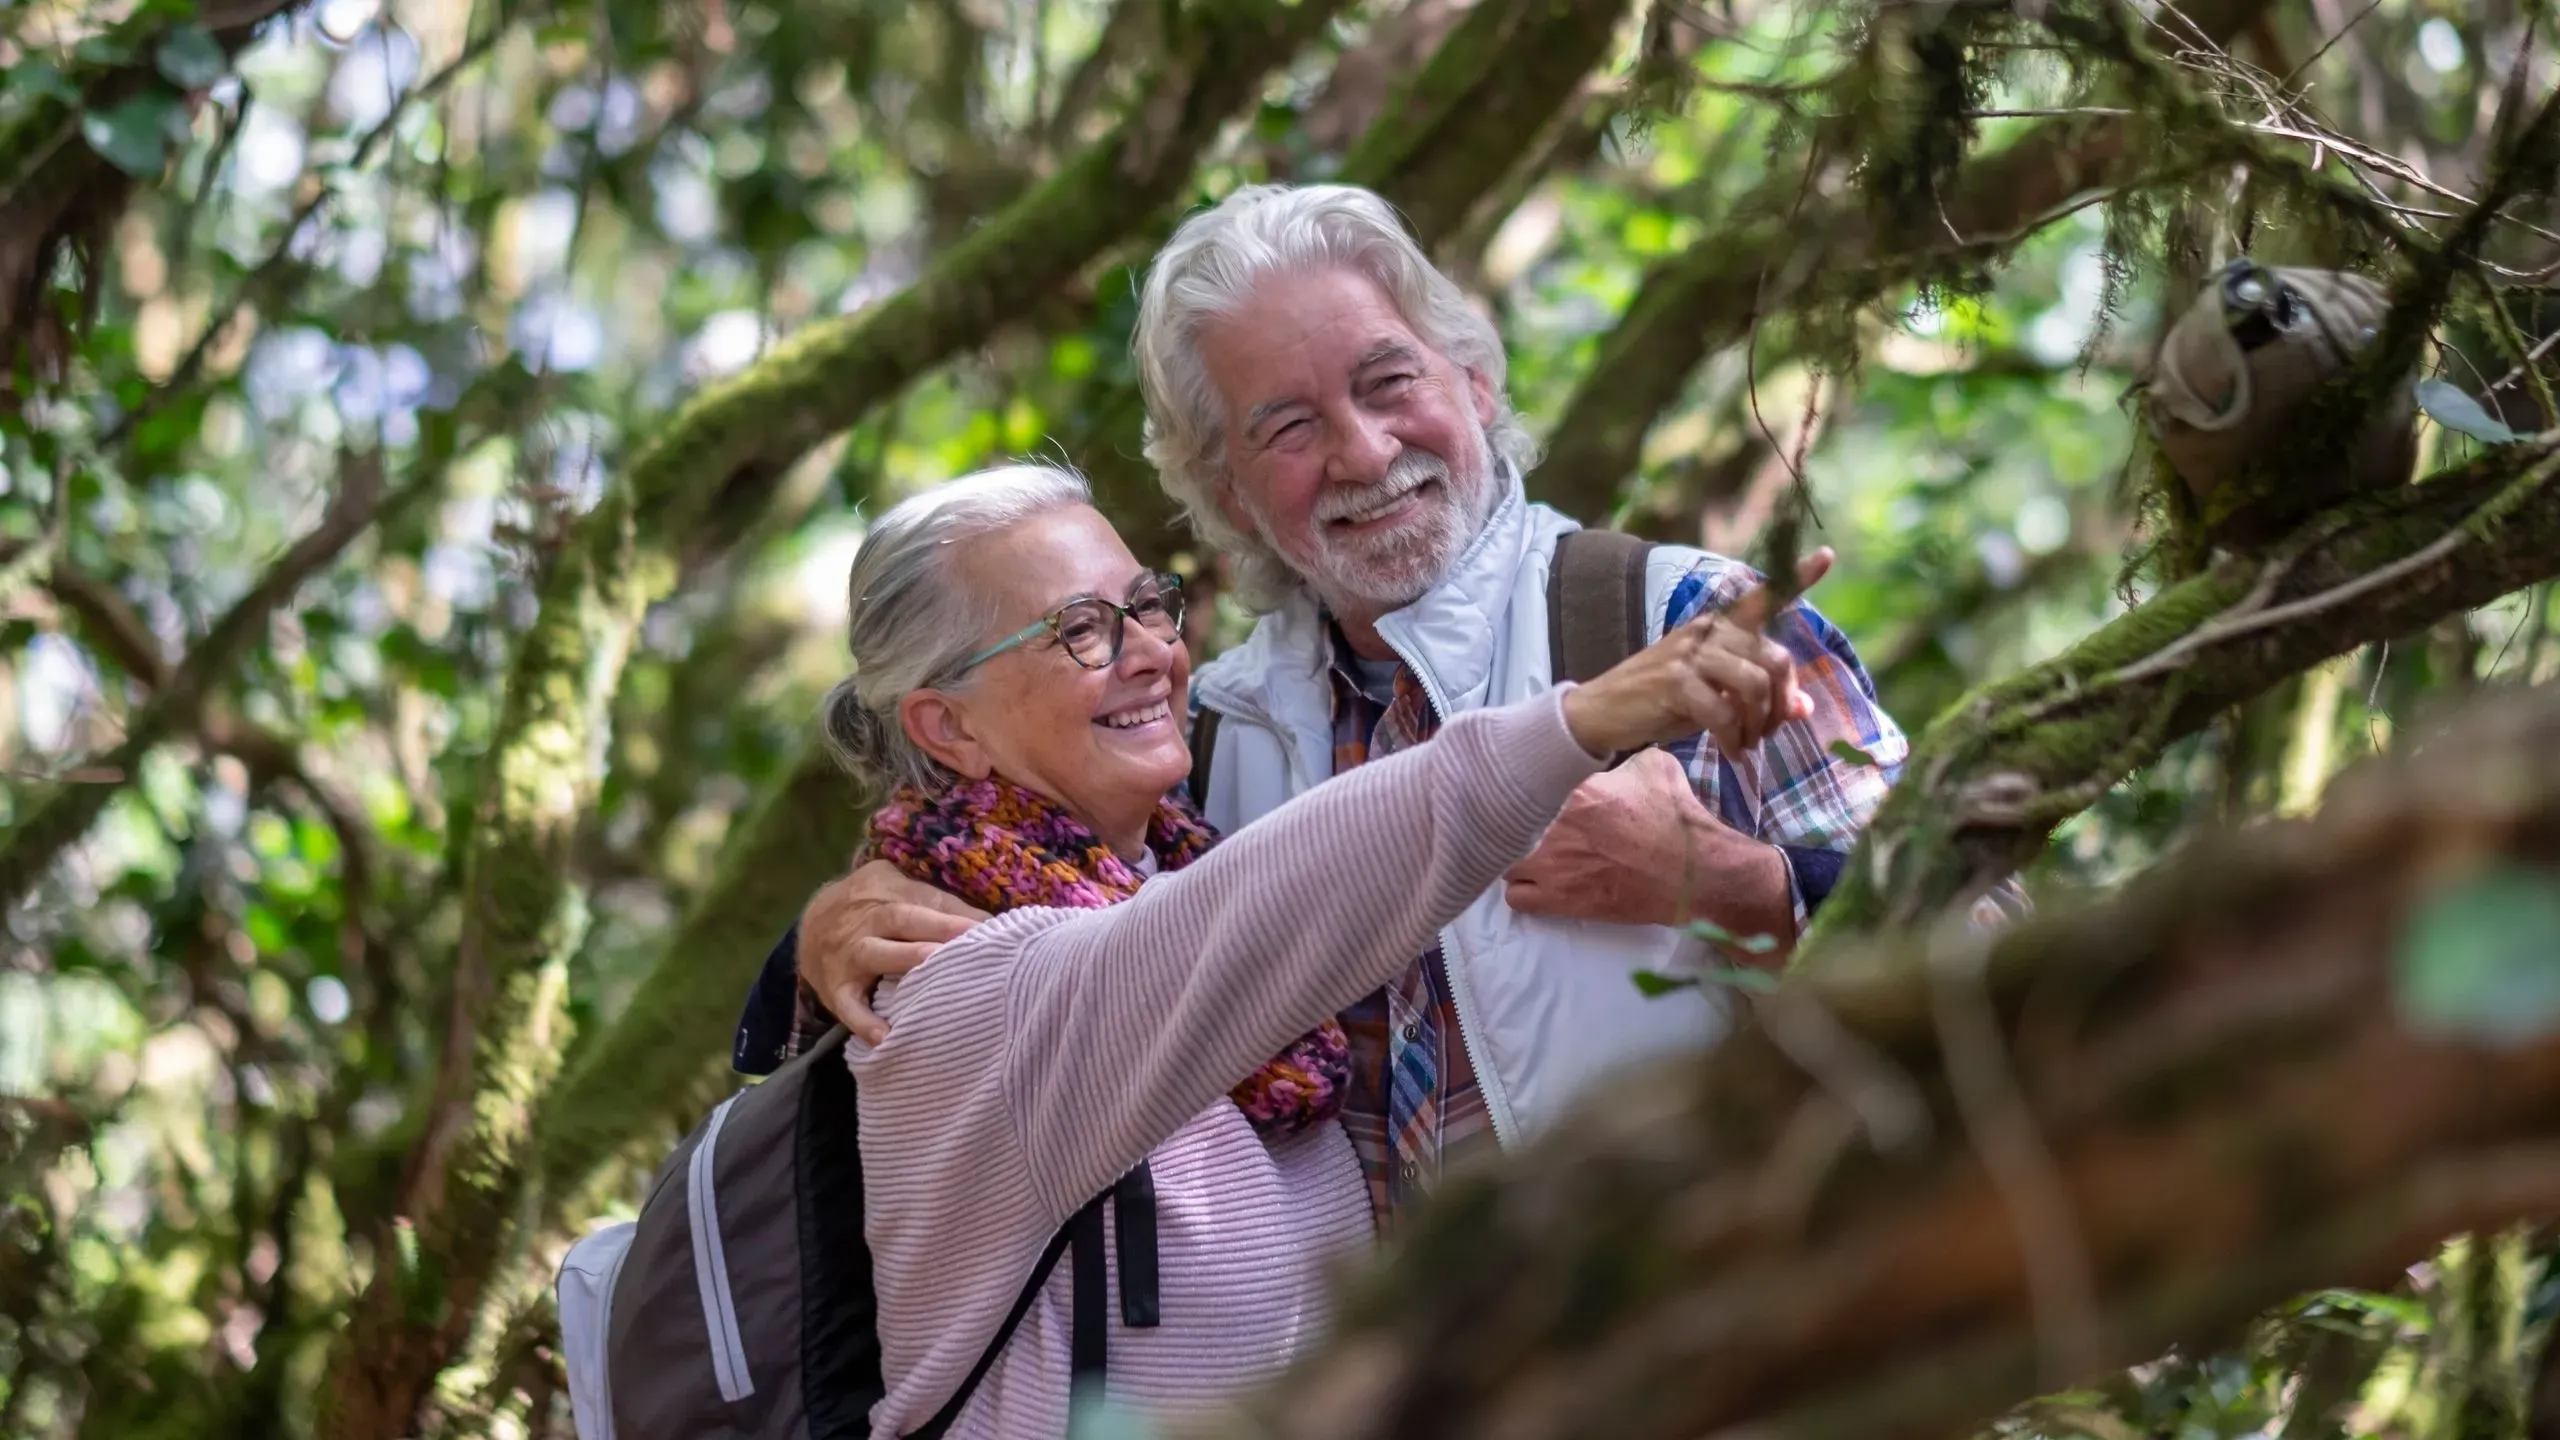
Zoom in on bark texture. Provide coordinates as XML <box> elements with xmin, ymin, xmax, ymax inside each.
<box><xmin>312</xmin><ymin>486</ymin><xmax>648</xmax><ymax>1440</ymax></box>
<box><xmin>1207</xmin><ymin>675</ymin><xmax>2560</xmax><ymax>1440</ymax></box>
<box><xmin>1805</xmin><ymin>437</ymin><xmax>2560</xmax><ymax>948</ymax></box>
<box><xmin>531</xmin><ymin>738</ymin><xmax>870</xmax><ymax>1219</ymax></box>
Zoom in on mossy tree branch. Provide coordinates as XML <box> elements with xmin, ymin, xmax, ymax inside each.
<box><xmin>1804</xmin><ymin>436</ymin><xmax>2560</xmax><ymax>948</ymax></box>
<box><xmin>1530</xmin><ymin>0</ymin><xmax>2276</xmax><ymax>523</ymax></box>
<box><xmin>313</xmin><ymin>484</ymin><xmax>651</xmax><ymax>1440</ymax></box>
<box><xmin>1334</xmin><ymin>0</ymin><xmax>1637</xmax><ymax>257</ymax></box>
<box><xmin>531</xmin><ymin>738</ymin><xmax>870</xmax><ymax>1223</ymax></box>
<box><xmin>1212</xmin><ymin>674</ymin><xmax>2560</xmax><ymax>1440</ymax></box>
<box><xmin>623</xmin><ymin>0</ymin><xmax>1353</xmax><ymax>567</ymax></box>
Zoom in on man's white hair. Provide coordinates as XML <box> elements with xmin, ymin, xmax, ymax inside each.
<box><xmin>1132</xmin><ymin>183</ymin><xmax>1538</xmax><ymax>611</ymax></box>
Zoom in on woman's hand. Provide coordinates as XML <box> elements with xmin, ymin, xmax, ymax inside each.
<box><xmin>1561</xmin><ymin>549</ymin><xmax>1832</xmax><ymax>761</ymax></box>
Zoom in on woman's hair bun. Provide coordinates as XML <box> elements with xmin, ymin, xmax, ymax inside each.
<box><xmin>820</xmin><ymin>675</ymin><xmax>898</xmax><ymax>793</ymax></box>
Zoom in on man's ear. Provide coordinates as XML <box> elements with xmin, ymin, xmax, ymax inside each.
<box><xmin>900</xmin><ymin>689</ymin><xmax>992</xmax><ymax>780</ymax></box>
<box><xmin>1212</xmin><ymin>471</ymin><xmax>1260</xmax><ymax>540</ymax></box>
<box><xmin>1465</xmin><ymin>366</ymin><xmax>1498</xmax><ymax>429</ymax></box>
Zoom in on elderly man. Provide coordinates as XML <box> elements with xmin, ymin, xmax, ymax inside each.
<box><xmin>738</xmin><ymin>183</ymin><xmax>1941</xmax><ymax>1226</ymax></box>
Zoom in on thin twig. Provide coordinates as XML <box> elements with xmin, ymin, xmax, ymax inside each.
<box><xmin>2281</xmin><ymin>0</ymin><xmax>2387</xmax><ymax>86</ymax></box>
<box><xmin>102</xmin><ymin>25</ymin><xmax>505</xmax><ymax>451</ymax></box>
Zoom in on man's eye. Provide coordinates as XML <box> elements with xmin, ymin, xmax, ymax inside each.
<box><xmin>1268</xmin><ymin>418</ymin><xmax>1309</xmax><ymax>444</ymax></box>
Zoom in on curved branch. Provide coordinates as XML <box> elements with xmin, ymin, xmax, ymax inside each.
<box><xmin>1533</xmin><ymin>110</ymin><xmax>2143</xmax><ymax>522</ymax></box>
<box><xmin>1805</xmin><ymin>436</ymin><xmax>2560</xmax><ymax>947</ymax></box>
<box><xmin>623</xmin><ymin>0</ymin><xmax>1353</xmax><ymax>564</ymax></box>
<box><xmin>1335</xmin><ymin>0</ymin><xmax>1637</xmax><ymax>252</ymax></box>
<box><xmin>1217</xmin><ymin>674</ymin><xmax>2560</xmax><ymax>1440</ymax></box>
<box><xmin>0</xmin><ymin>450</ymin><xmax>438</xmax><ymax>911</ymax></box>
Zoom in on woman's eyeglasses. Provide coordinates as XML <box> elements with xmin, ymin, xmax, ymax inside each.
<box><xmin>958</xmin><ymin>573</ymin><xmax>1186</xmax><ymax>674</ymax></box>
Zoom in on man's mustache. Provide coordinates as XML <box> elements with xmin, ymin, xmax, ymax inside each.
<box><xmin>1314</xmin><ymin>450</ymin><xmax>1451</xmax><ymax>524</ymax></box>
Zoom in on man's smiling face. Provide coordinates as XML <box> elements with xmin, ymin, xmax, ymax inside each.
<box><xmin>1194</xmin><ymin>266</ymin><xmax>1501</xmax><ymax>619</ymax></box>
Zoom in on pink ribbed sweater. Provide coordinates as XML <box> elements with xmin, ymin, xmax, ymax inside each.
<box><xmin>845</xmin><ymin>688</ymin><xmax>1603</xmax><ymax>1438</ymax></box>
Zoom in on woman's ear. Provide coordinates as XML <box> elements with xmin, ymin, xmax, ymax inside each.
<box><xmin>900</xmin><ymin>689</ymin><xmax>992</xmax><ymax>780</ymax></box>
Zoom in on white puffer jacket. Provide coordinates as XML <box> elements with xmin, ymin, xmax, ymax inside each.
<box><xmin>1188</xmin><ymin>473</ymin><xmax>1894</xmax><ymax>1145</ymax></box>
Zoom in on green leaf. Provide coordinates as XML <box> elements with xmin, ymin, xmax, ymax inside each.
<box><xmin>2415</xmin><ymin>377</ymin><xmax>2522</xmax><ymax>445</ymax></box>
<box><xmin>11</xmin><ymin>60</ymin><xmax>81</xmax><ymax>104</ymax></box>
<box><xmin>1631</xmin><ymin>969</ymin><xmax>1700</xmax><ymax>998</ymax></box>
<box><xmin>2393</xmin><ymin>864</ymin><xmax>2560</xmax><ymax>1044</ymax></box>
<box><xmin>80</xmin><ymin>92</ymin><xmax>180</xmax><ymax>177</ymax></box>
<box><xmin>155</xmin><ymin>24</ymin><xmax>228</xmax><ymax>89</ymax></box>
<box><xmin>1829</xmin><ymin>738</ymin><xmax>1882</xmax><ymax>768</ymax></box>
<box><xmin>1687</xmin><ymin>917</ymin><xmax>1781</xmax><ymax>954</ymax></box>
<box><xmin>1699</xmin><ymin>965</ymin><xmax>1780</xmax><ymax>992</ymax></box>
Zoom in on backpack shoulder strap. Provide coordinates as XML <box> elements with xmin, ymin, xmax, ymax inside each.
<box><xmin>1547</xmin><ymin>528</ymin><xmax>1657</xmax><ymax>685</ymax></box>
<box><xmin>1186</xmin><ymin>706</ymin><xmax>1223</xmax><ymax>807</ymax></box>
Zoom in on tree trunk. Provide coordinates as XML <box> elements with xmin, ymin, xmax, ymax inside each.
<box><xmin>313</xmin><ymin>486</ymin><xmax>648</xmax><ymax>1440</ymax></box>
<box><xmin>1209</xmin><ymin>675</ymin><xmax>2560</xmax><ymax>1440</ymax></box>
<box><xmin>532</xmin><ymin>738</ymin><xmax>871</xmax><ymax>1223</ymax></box>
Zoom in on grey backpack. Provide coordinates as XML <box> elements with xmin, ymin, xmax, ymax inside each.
<box><xmin>557</xmin><ymin>1027</ymin><xmax>1158</xmax><ymax>1439</ymax></box>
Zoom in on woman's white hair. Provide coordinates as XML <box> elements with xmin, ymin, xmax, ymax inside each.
<box><xmin>821</xmin><ymin>463</ymin><xmax>1094</xmax><ymax>795</ymax></box>
<box><xmin>1133</xmin><ymin>183</ymin><xmax>1538</xmax><ymax>611</ymax></box>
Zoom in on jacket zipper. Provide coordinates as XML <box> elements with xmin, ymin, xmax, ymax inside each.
<box><xmin>1376</xmin><ymin>635</ymin><xmax>1518</xmax><ymax>1152</ymax></box>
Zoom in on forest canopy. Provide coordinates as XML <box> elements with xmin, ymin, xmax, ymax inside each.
<box><xmin>4</xmin><ymin>0</ymin><xmax>2560</xmax><ymax>1437</ymax></box>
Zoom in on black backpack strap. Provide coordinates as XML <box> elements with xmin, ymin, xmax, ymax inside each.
<box><xmin>908</xmin><ymin>1161</ymin><xmax>1156</xmax><ymax>1438</ymax></box>
<box><xmin>1112</xmin><ymin>1161</ymin><xmax>1160</xmax><ymax>1328</ymax></box>
<box><xmin>1548</xmin><ymin>529</ymin><xmax>1656</xmax><ymax>685</ymax></box>
<box><xmin>1067</xmin><ymin>1196</ymin><xmax>1109</xmax><ymax>1382</ymax></box>
<box><xmin>1186</xmin><ymin>707</ymin><xmax>1223</xmax><ymax>806</ymax></box>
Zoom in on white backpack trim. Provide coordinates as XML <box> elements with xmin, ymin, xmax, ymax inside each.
<box><xmin>687</xmin><ymin>1094</ymin><xmax>756</xmax><ymax>1403</ymax></box>
<box><xmin>557</xmin><ymin>1221</ymin><xmax>637</xmax><ymax>1440</ymax></box>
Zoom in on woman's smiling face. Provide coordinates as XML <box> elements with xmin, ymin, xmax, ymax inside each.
<box><xmin>898</xmin><ymin>504</ymin><xmax>1192</xmax><ymax>853</ymax></box>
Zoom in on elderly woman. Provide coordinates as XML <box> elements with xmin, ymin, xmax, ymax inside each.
<box><xmin>826</xmin><ymin>462</ymin><xmax>1808</xmax><ymax>1437</ymax></box>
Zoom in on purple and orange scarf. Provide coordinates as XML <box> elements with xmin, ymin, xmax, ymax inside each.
<box><xmin>867</xmin><ymin>778</ymin><xmax>1350</xmax><ymax>1139</ymax></box>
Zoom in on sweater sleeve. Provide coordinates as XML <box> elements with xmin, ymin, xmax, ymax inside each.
<box><xmin>860</xmin><ymin>686</ymin><xmax>1604</xmax><ymax>1224</ymax></box>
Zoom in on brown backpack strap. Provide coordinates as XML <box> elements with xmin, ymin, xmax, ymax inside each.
<box><xmin>1548</xmin><ymin>528</ymin><xmax>1657</xmax><ymax>685</ymax></box>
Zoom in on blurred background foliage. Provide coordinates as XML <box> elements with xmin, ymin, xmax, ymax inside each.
<box><xmin>1</xmin><ymin>0</ymin><xmax>2556</xmax><ymax>1436</ymax></box>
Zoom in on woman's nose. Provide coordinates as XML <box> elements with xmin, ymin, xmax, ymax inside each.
<box><xmin>1117</xmin><ymin>612</ymin><xmax>1176</xmax><ymax>676</ymax></box>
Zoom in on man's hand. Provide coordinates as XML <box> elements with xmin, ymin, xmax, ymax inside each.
<box><xmin>1503</xmin><ymin>749</ymin><xmax>1793</xmax><ymax>957</ymax></box>
<box><xmin>800</xmin><ymin>861</ymin><xmax>988</xmax><ymax>1044</ymax></box>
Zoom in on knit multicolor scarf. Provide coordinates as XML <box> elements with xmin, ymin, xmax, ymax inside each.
<box><xmin>867</xmin><ymin>777</ymin><xmax>1351</xmax><ymax>1140</ymax></box>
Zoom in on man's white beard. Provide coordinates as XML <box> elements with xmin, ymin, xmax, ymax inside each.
<box><xmin>1274</xmin><ymin>424</ymin><xmax>1499</xmax><ymax>619</ymax></box>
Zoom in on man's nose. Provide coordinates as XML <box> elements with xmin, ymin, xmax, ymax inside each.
<box><xmin>1325</xmin><ymin>408</ymin><xmax>1398</xmax><ymax>484</ymax></box>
